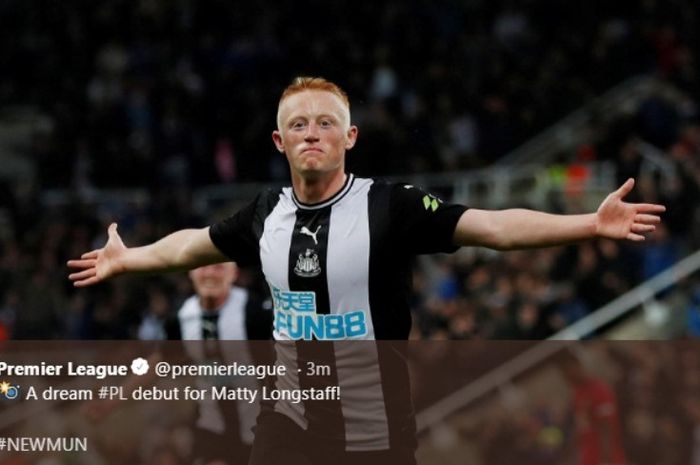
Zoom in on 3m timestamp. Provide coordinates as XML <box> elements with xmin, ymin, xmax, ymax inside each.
<box><xmin>303</xmin><ymin>362</ymin><xmax>331</xmax><ymax>377</ymax></box>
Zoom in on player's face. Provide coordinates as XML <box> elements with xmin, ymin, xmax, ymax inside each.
<box><xmin>189</xmin><ymin>263</ymin><xmax>238</xmax><ymax>306</ymax></box>
<box><xmin>273</xmin><ymin>90</ymin><xmax>358</xmax><ymax>179</ymax></box>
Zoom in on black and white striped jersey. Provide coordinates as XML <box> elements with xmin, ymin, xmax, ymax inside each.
<box><xmin>164</xmin><ymin>288</ymin><xmax>273</xmax><ymax>447</ymax></box>
<box><xmin>209</xmin><ymin>173</ymin><xmax>466</xmax><ymax>451</ymax></box>
<box><xmin>166</xmin><ymin>288</ymin><xmax>273</xmax><ymax>342</ymax></box>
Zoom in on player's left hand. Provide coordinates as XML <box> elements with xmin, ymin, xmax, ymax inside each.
<box><xmin>595</xmin><ymin>178</ymin><xmax>665</xmax><ymax>241</ymax></box>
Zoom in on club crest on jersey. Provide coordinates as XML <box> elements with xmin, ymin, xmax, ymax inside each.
<box><xmin>294</xmin><ymin>249</ymin><xmax>321</xmax><ymax>277</ymax></box>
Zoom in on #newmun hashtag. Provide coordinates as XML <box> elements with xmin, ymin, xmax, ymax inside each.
<box><xmin>0</xmin><ymin>437</ymin><xmax>88</xmax><ymax>452</ymax></box>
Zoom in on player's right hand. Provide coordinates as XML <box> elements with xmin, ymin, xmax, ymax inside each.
<box><xmin>67</xmin><ymin>223</ymin><xmax>126</xmax><ymax>287</ymax></box>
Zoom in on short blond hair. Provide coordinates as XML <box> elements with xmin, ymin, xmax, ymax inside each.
<box><xmin>279</xmin><ymin>76</ymin><xmax>350</xmax><ymax>108</ymax></box>
<box><xmin>276</xmin><ymin>77</ymin><xmax>352</xmax><ymax>130</ymax></box>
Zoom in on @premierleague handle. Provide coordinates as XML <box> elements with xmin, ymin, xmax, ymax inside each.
<box><xmin>158</xmin><ymin>362</ymin><xmax>286</xmax><ymax>380</ymax></box>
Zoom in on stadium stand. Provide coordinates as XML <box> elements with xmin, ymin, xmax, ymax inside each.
<box><xmin>1</xmin><ymin>3</ymin><xmax>699</xmax><ymax>465</ymax></box>
<box><xmin>0</xmin><ymin>0</ymin><xmax>698</xmax><ymax>342</ymax></box>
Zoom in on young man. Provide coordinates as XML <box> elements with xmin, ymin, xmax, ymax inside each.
<box><xmin>166</xmin><ymin>263</ymin><xmax>272</xmax><ymax>465</ymax></box>
<box><xmin>68</xmin><ymin>77</ymin><xmax>665</xmax><ymax>465</ymax></box>
<box><xmin>87</xmin><ymin>263</ymin><xmax>272</xmax><ymax>465</ymax></box>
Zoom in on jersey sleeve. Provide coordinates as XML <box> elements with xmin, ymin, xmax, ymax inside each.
<box><xmin>390</xmin><ymin>183</ymin><xmax>467</xmax><ymax>254</ymax></box>
<box><xmin>209</xmin><ymin>194</ymin><xmax>263</xmax><ymax>266</ymax></box>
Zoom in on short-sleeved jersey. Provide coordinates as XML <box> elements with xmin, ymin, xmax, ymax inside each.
<box><xmin>209</xmin><ymin>174</ymin><xmax>466</xmax><ymax>451</ymax></box>
<box><xmin>210</xmin><ymin>174</ymin><xmax>466</xmax><ymax>341</ymax></box>
<box><xmin>164</xmin><ymin>288</ymin><xmax>273</xmax><ymax>446</ymax></box>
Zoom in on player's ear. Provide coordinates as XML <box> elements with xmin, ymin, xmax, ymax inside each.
<box><xmin>345</xmin><ymin>125</ymin><xmax>358</xmax><ymax>150</ymax></box>
<box><xmin>272</xmin><ymin>130</ymin><xmax>285</xmax><ymax>153</ymax></box>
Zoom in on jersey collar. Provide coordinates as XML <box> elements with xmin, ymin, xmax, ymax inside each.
<box><xmin>291</xmin><ymin>173</ymin><xmax>355</xmax><ymax>210</ymax></box>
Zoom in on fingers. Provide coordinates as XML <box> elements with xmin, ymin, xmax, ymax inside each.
<box><xmin>626</xmin><ymin>218</ymin><xmax>658</xmax><ymax>241</ymax></box>
<box><xmin>73</xmin><ymin>276</ymin><xmax>101</xmax><ymax>288</ymax></box>
<box><xmin>66</xmin><ymin>224</ymin><xmax>117</xmax><ymax>287</ymax></box>
<box><xmin>635</xmin><ymin>203</ymin><xmax>666</xmax><ymax>213</ymax></box>
<box><xmin>69</xmin><ymin>268</ymin><xmax>97</xmax><ymax>282</ymax></box>
<box><xmin>626</xmin><ymin>232</ymin><xmax>646</xmax><ymax>241</ymax></box>
<box><xmin>635</xmin><ymin>214</ymin><xmax>661</xmax><ymax>224</ymax></box>
<box><xmin>67</xmin><ymin>255</ymin><xmax>101</xmax><ymax>287</ymax></box>
<box><xmin>81</xmin><ymin>250</ymin><xmax>100</xmax><ymax>259</ymax></box>
<box><xmin>67</xmin><ymin>259</ymin><xmax>97</xmax><ymax>269</ymax></box>
<box><xmin>631</xmin><ymin>223</ymin><xmax>656</xmax><ymax>233</ymax></box>
<box><xmin>615</xmin><ymin>178</ymin><xmax>635</xmax><ymax>198</ymax></box>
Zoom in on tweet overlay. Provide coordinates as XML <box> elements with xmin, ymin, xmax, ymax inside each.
<box><xmin>0</xmin><ymin>340</ymin><xmax>695</xmax><ymax>464</ymax></box>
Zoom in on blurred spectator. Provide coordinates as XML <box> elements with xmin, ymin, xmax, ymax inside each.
<box><xmin>0</xmin><ymin>0</ymin><xmax>698</xmax><ymax>341</ymax></box>
<box><xmin>137</xmin><ymin>286</ymin><xmax>171</xmax><ymax>341</ymax></box>
<box><xmin>558</xmin><ymin>351</ymin><xmax>626</xmax><ymax>465</ymax></box>
<box><xmin>641</xmin><ymin>223</ymin><xmax>679</xmax><ymax>280</ymax></box>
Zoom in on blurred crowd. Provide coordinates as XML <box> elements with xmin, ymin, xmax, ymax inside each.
<box><xmin>1</xmin><ymin>0</ymin><xmax>697</xmax><ymax>188</ymax></box>
<box><xmin>0</xmin><ymin>0</ymin><xmax>699</xmax><ymax>341</ymax></box>
<box><xmin>410</xmin><ymin>82</ymin><xmax>700</xmax><ymax>340</ymax></box>
<box><xmin>465</xmin><ymin>343</ymin><xmax>700</xmax><ymax>465</ymax></box>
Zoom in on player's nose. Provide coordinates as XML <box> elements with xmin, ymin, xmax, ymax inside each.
<box><xmin>304</xmin><ymin>122</ymin><xmax>320</xmax><ymax>141</ymax></box>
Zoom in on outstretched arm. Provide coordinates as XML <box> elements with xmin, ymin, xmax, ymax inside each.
<box><xmin>453</xmin><ymin>179</ymin><xmax>665</xmax><ymax>250</ymax></box>
<box><xmin>67</xmin><ymin>223</ymin><xmax>228</xmax><ymax>287</ymax></box>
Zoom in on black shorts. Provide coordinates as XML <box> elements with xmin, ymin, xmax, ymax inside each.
<box><xmin>248</xmin><ymin>411</ymin><xmax>417</xmax><ymax>465</ymax></box>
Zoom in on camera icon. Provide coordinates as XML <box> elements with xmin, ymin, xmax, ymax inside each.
<box><xmin>0</xmin><ymin>381</ymin><xmax>20</xmax><ymax>400</ymax></box>
<box><xmin>4</xmin><ymin>385</ymin><xmax>20</xmax><ymax>400</ymax></box>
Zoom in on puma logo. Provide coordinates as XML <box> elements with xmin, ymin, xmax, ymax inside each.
<box><xmin>300</xmin><ymin>225</ymin><xmax>321</xmax><ymax>245</ymax></box>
